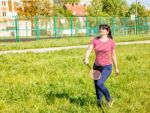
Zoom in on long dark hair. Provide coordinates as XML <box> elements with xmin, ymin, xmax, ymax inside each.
<box><xmin>97</xmin><ymin>24</ymin><xmax>113</xmax><ymax>39</ymax></box>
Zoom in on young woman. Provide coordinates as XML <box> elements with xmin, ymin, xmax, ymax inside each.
<box><xmin>83</xmin><ymin>24</ymin><xmax>119</xmax><ymax>107</ymax></box>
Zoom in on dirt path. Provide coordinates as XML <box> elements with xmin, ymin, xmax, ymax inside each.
<box><xmin>0</xmin><ymin>40</ymin><xmax>150</xmax><ymax>55</ymax></box>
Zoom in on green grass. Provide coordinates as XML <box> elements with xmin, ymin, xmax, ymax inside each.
<box><xmin>0</xmin><ymin>34</ymin><xmax>150</xmax><ymax>51</ymax></box>
<box><xmin>0</xmin><ymin>44</ymin><xmax>150</xmax><ymax>113</ymax></box>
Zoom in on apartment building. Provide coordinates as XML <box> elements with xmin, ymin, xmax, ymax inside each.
<box><xmin>0</xmin><ymin>0</ymin><xmax>22</xmax><ymax>21</ymax></box>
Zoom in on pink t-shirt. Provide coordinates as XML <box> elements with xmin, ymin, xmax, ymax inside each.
<box><xmin>91</xmin><ymin>38</ymin><xmax>116</xmax><ymax>66</ymax></box>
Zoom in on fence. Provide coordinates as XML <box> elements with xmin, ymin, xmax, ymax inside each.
<box><xmin>0</xmin><ymin>16</ymin><xmax>150</xmax><ymax>42</ymax></box>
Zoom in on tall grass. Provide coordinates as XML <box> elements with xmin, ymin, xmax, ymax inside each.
<box><xmin>0</xmin><ymin>44</ymin><xmax>150</xmax><ymax>113</ymax></box>
<box><xmin>0</xmin><ymin>34</ymin><xmax>150</xmax><ymax>51</ymax></box>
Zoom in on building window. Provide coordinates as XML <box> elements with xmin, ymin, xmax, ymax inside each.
<box><xmin>2</xmin><ymin>12</ymin><xmax>7</xmax><ymax>17</ymax></box>
<box><xmin>2</xmin><ymin>1</ymin><xmax>6</xmax><ymax>6</ymax></box>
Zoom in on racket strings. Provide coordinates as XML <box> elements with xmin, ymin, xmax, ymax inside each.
<box><xmin>90</xmin><ymin>70</ymin><xmax>101</xmax><ymax>80</ymax></box>
<box><xmin>86</xmin><ymin>64</ymin><xmax>101</xmax><ymax>80</ymax></box>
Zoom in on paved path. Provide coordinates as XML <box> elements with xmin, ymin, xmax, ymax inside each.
<box><xmin>0</xmin><ymin>40</ymin><xmax>150</xmax><ymax>55</ymax></box>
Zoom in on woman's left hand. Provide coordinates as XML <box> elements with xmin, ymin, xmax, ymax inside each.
<box><xmin>115</xmin><ymin>68</ymin><xmax>119</xmax><ymax>76</ymax></box>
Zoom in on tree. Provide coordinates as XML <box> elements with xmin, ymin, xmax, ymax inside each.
<box><xmin>102</xmin><ymin>0</ymin><xmax>129</xmax><ymax>16</ymax></box>
<box><xmin>86</xmin><ymin>0</ymin><xmax>129</xmax><ymax>17</ymax></box>
<box><xmin>53</xmin><ymin>0</ymin><xmax>80</xmax><ymax>16</ymax></box>
<box><xmin>86</xmin><ymin>0</ymin><xmax>108</xmax><ymax>16</ymax></box>
<box><xmin>64</xmin><ymin>0</ymin><xmax>80</xmax><ymax>4</ymax></box>
<box><xmin>17</xmin><ymin>0</ymin><xmax>53</xmax><ymax>19</ymax></box>
<box><xmin>145</xmin><ymin>9</ymin><xmax>150</xmax><ymax>17</ymax></box>
<box><xmin>126</xmin><ymin>2</ymin><xmax>149</xmax><ymax>17</ymax></box>
<box><xmin>56</xmin><ymin>0</ymin><xmax>80</xmax><ymax>4</ymax></box>
<box><xmin>53</xmin><ymin>4</ymin><xmax>73</xmax><ymax>16</ymax></box>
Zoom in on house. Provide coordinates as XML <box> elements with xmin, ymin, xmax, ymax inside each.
<box><xmin>64</xmin><ymin>3</ymin><xmax>86</xmax><ymax>16</ymax></box>
<box><xmin>64</xmin><ymin>0</ymin><xmax>92</xmax><ymax>16</ymax></box>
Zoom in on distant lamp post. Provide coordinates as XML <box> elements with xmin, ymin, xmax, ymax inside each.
<box><xmin>135</xmin><ymin>0</ymin><xmax>138</xmax><ymax>34</ymax></box>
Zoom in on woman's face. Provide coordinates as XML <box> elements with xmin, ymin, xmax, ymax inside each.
<box><xmin>99</xmin><ymin>28</ymin><xmax>109</xmax><ymax>36</ymax></box>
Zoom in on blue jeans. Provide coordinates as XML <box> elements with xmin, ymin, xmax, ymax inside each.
<box><xmin>93</xmin><ymin>63</ymin><xmax>112</xmax><ymax>101</ymax></box>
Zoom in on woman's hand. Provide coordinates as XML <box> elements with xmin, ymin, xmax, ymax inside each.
<box><xmin>115</xmin><ymin>68</ymin><xmax>119</xmax><ymax>75</ymax></box>
<box><xmin>112</xmin><ymin>49</ymin><xmax>119</xmax><ymax>76</ymax></box>
<box><xmin>83</xmin><ymin>58</ymin><xmax>89</xmax><ymax>65</ymax></box>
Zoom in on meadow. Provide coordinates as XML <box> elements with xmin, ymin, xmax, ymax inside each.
<box><xmin>0</xmin><ymin>44</ymin><xmax>150</xmax><ymax>113</ymax></box>
<box><xmin>0</xmin><ymin>34</ymin><xmax>150</xmax><ymax>51</ymax></box>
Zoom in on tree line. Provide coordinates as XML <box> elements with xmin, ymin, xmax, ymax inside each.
<box><xmin>17</xmin><ymin>0</ymin><xmax>150</xmax><ymax>18</ymax></box>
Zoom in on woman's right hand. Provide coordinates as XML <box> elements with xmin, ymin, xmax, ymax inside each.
<box><xmin>83</xmin><ymin>58</ymin><xmax>89</xmax><ymax>65</ymax></box>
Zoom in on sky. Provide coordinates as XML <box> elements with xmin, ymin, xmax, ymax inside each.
<box><xmin>126</xmin><ymin>0</ymin><xmax>150</xmax><ymax>9</ymax></box>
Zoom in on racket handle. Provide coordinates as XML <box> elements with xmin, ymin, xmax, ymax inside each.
<box><xmin>86</xmin><ymin>64</ymin><xmax>91</xmax><ymax>69</ymax></box>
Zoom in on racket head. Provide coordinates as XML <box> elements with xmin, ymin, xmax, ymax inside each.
<box><xmin>89</xmin><ymin>69</ymin><xmax>101</xmax><ymax>80</ymax></box>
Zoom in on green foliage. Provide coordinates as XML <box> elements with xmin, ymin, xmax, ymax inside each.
<box><xmin>0</xmin><ymin>44</ymin><xmax>150</xmax><ymax>113</ymax></box>
<box><xmin>16</xmin><ymin>0</ymin><xmax>150</xmax><ymax>17</ymax></box>
<box><xmin>34</xmin><ymin>0</ymin><xmax>53</xmax><ymax>16</ymax></box>
<box><xmin>86</xmin><ymin>0</ymin><xmax>108</xmax><ymax>16</ymax></box>
<box><xmin>126</xmin><ymin>3</ymin><xmax>150</xmax><ymax>17</ymax></box>
<box><xmin>145</xmin><ymin>9</ymin><xmax>150</xmax><ymax>16</ymax></box>
<box><xmin>63</xmin><ymin>0</ymin><xmax>80</xmax><ymax>4</ymax></box>
<box><xmin>54</xmin><ymin>0</ymin><xmax>80</xmax><ymax>7</ymax></box>
<box><xmin>53</xmin><ymin>4</ymin><xmax>73</xmax><ymax>16</ymax></box>
<box><xmin>17</xmin><ymin>0</ymin><xmax>53</xmax><ymax>19</ymax></box>
<box><xmin>53</xmin><ymin>0</ymin><xmax>80</xmax><ymax>16</ymax></box>
<box><xmin>102</xmin><ymin>0</ymin><xmax>129</xmax><ymax>16</ymax></box>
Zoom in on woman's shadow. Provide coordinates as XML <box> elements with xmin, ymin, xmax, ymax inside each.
<box><xmin>45</xmin><ymin>91</ymin><xmax>88</xmax><ymax>106</ymax></box>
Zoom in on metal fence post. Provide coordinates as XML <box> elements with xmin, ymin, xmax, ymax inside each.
<box><xmin>85</xmin><ymin>16</ymin><xmax>88</xmax><ymax>37</ymax></box>
<box><xmin>70</xmin><ymin>16</ymin><xmax>73</xmax><ymax>37</ymax></box>
<box><xmin>145</xmin><ymin>16</ymin><xmax>149</xmax><ymax>33</ymax></box>
<box><xmin>135</xmin><ymin>17</ymin><xmax>137</xmax><ymax>35</ymax></box>
<box><xmin>123</xmin><ymin>17</ymin><xmax>127</xmax><ymax>36</ymax></box>
<box><xmin>35</xmin><ymin>16</ymin><xmax>40</xmax><ymax>40</ymax></box>
<box><xmin>15</xmin><ymin>16</ymin><xmax>20</xmax><ymax>42</ymax></box>
<box><xmin>137</xmin><ymin>17</ymin><xmax>140</xmax><ymax>34</ymax></box>
<box><xmin>54</xmin><ymin>16</ymin><xmax>57</xmax><ymax>38</ymax></box>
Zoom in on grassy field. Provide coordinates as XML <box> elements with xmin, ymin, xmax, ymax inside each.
<box><xmin>0</xmin><ymin>44</ymin><xmax>150</xmax><ymax>113</ymax></box>
<box><xmin>0</xmin><ymin>34</ymin><xmax>150</xmax><ymax>51</ymax></box>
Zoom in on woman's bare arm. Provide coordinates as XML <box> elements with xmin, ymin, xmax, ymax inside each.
<box><xmin>83</xmin><ymin>43</ymin><xmax>94</xmax><ymax>64</ymax></box>
<box><xmin>112</xmin><ymin>49</ymin><xmax>119</xmax><ymax>75</ymax></box>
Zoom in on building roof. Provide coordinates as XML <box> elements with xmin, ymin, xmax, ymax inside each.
<box><xmin>64</xmin><ymin>4</ymin><xmax>86</xmax><ymax>16</ymax></box>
